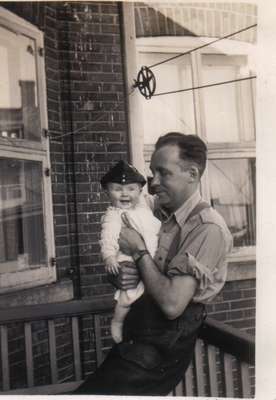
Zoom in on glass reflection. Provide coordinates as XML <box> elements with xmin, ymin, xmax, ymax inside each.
<box><xmin>0</xmin><ymin>25</ymin><xmax>41</xmax><ymax>141</ymax></box>
<box><xmin>0</xmin><ymin>158</ymin><xmax>46</xmax><ymax>272</ymax></box>
<box><xmin>209</xmin><ymin>158</ymin><xmax>256</xmax><ymax>247</ymax></box>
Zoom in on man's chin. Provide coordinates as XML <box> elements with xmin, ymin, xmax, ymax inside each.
<box><xmin>156</xmin><ymin>193</ymin><xmax>170</xmax><ymax>205</ymax></box>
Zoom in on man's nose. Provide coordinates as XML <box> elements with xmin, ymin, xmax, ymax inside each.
<box><xmin>150</xmin><ymin>174</ymin><xmax>160</xmax><ymax>188</ymax></box>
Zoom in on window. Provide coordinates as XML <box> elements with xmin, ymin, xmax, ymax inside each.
<box><xmin>136</xmin><ymin>36</ymin><xmax>256</xmax><ymax>261</ymax></box>
<box><xmin>0</xmin><ymin>7</ymin><xmax>56</xmax><ymax>293</ymax></box>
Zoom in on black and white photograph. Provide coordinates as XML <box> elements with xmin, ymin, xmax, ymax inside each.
<box><xmin>0</xmin><ymin>0</ymin><xmax>274</xmax><ymax>398</ymax></box>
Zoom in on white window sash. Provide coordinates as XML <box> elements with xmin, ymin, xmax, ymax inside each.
<box><xmin>0</xmin><ymin>7</ymin><xmax>56</xmax><ymax>292</ymax></box>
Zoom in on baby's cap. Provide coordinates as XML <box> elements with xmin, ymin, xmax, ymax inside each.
<box><xmin>100</xmin><ymin>160</ymin><xmax>146</xmax><ymax>188</ymax></box>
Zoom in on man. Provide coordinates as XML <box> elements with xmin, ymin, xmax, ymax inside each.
<box><xmin>75</xmin><ymin>132</ymin><xmax>232</xmax><ymax>395</ymax></box>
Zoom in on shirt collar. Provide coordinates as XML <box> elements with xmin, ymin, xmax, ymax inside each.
<box><xmin>174</xmin><ymin>189</ymin><xmax>202</xmax><ymax>226</ymax></box>
<box><xmin>154</xmin><ymin>190</ymin><xmax>202</xmax><ymax>224</ymax></box>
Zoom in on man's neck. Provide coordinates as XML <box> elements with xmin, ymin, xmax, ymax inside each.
<box><xmin>156</xmin><ymin>189</ymin><xmax>200</xmax><ymax>223</ymax></box>
<box><xmin>169</xmin><ymin>188</ymin><xmax>199</xmax><ymax>214</ymax></box>
<box><xmin>174</xmin><ymin>189</ymin><xmax>202</xmax><ymax>223</ymax></box>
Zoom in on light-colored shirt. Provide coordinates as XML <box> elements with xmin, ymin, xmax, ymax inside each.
<box><xmin>100</xmin><ymin>196</ymin><xmax>161</xmax><ymax>263</ymax></box>
<box><xmin>100</xmin><ymin>196</ymin><xmax>162</xmax><ymax>307</ymax></box>
<box><xmin>153</xmin><ymin>190</ymin><xmax>233</xmax><ymax>304</ymax></box>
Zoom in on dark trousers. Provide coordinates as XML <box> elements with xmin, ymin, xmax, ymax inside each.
<box><xmin>74</xmin><ymin>299</ymin><xmax>205</xmax><ymax>396</ymax></box>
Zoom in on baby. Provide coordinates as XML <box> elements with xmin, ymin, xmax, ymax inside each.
<box><xmin>100</xmin><ymin>160</ymin><xmax>161</xmax><ymax>343</ymax></box>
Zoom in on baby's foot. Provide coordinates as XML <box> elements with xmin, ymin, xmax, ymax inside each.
<box><xmin>111</xmin><ymin>320</ymin><xmax>123</xmax><ymax>343</ymax></box>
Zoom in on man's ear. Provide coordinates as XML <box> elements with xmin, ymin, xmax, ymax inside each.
<box><xmin>189</xmin><ymin>166</ymin><xmax>200</xmax><ymax>182</ymax></box>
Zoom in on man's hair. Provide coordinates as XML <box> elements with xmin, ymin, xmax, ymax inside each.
<box><xmin>155</xmin><ymin>132</ymin><xmax>207</xmax><ymax>177</ymax></box>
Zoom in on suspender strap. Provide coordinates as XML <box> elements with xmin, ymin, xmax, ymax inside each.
<box><xmin>186</xmin><ymin>201</ymin><xmax>210</xmax><ymax>220</ymax></box>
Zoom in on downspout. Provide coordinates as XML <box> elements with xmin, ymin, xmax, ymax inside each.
<box><xmin>60</xmin><ymin>4</ymin><xmax>82</xmax><ymax>299</ymax></box>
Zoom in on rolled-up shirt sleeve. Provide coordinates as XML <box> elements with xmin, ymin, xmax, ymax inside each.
<box><xmin>167</xmin><ymin>223</ymin><xmax>231</xmax><ymax>303</ymax></box>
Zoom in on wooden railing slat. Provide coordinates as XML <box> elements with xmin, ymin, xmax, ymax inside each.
<box><xmin>241</xmin><ymin>361</ymin><xmax>251</xmax><ymax>397</ymax></box>
<box><xmin>207</xmin><ymin>344</ymin><xmax>219</xmax><ymax>397</ymax></box>
<box><xmin>194</xmin><ymin>339</ymin><xmax>205</xmax><ymax>396</ymax></box>
<box><xmin>184</xmin><ymin>362</ymin><xmax>194</xmax><ymax>396</ymax></box>
<box><xmin>174</xmin><ymin>380</ymin><xmax>183</xmax><ymax>396</ymax></box>
<box><xmin>223</xmin><ymin>353</ymin><xmax>234</xmax><ymax>397</ymax></box>
<box><xmin>0</xmin><ymin>325</ymin><xmax>10</xmax><ymax>391</ymax></box>
<box><xmin>48</xmin><ymin>320</ymin><xmax>58</xmax><ymax>384</ymax></box>
<box><xmin>24</xmin><ymin>322</ymin><xmax>34</xmax><ymax>387</ymax></box>
<box><xmin>72</xmin><ymin>316</ymin><xmax>82</xmax><ymax>381</ymax></box>
<box><xmin>94</xmin><ymin>314</ymin><xmax>103</xmax><ymax>366</ymax></box>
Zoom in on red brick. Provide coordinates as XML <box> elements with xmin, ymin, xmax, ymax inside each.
<box><xmin>230</xmin><ymin>299</ymin><xmax>256</xmax><ymax>310</ymax></box>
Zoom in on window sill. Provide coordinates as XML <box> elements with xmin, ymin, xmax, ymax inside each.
<box><xmin>0</xmin><ymin>267</ymin><xmax>56</xmax><ymax>294</ymax></box>
<box><xmin>227</xmin><ymin>246</ymin><xmax>255</xmax><ymax>263</ymax></box>
<box><xmin>0</xmin><ymin>278</ymin><xmax>74</xmax><ymax>309</ymax></box>
<box><xmin>227</xmin><ymin>260</ymin><xmax>256</xmax><ymax>281</ymax></box>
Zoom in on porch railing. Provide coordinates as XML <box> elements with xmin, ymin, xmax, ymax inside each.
<box><xmin>0</xmin><ymin>298</ymin><xmax>254</xmax><ymax>397</ymax></box>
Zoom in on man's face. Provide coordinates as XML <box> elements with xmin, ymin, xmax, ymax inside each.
<box><xmin>106</xmin><ymin>182</ymin><xmax>142</xmax><ymax>209</ymax></box>
<box><xmin>150</xmin><ymin>144</ymin><xmax>194</xmax><ymax>212</ymax></box>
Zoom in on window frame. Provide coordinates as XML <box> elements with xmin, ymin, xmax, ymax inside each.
<box><xmin>0</xmin><ymin>7</ymin><xmax>56</xmax><ymax>293</ymax></box>
<box><xmin>133</xmin><ymin>35</ymin><xmax>256</xmax><ymax>262</ymax></box>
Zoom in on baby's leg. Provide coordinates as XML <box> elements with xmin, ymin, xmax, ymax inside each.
<box><xmin>111</xmin><ymin>303</ymin><xmax>131</xmax><ymax>343</ymax></box>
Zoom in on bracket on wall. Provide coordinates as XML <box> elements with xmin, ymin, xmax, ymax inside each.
<box><xmin>44</xmin><ymin>168</ymin><xmax>51</xmax><ymax>177</ymax></box>
<box><xmin>38</xmin><ymin>47</ymin><xmax>44</xmax><ymax>57</ymax></box>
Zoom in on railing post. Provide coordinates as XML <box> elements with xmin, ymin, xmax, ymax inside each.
<box><xmin>24</xmin><ymin>322</ymin><xmax>34</xmax><ymax>387</ymax></box>
<box><xmin>48</xmin><ymin>320</ymin><xmax>58</xmax><ymax>384</ymax></box>
<box><xmin>0</xmin><ymin>325</ymin><xmax>10</xmax><ymax>391</ymax></box>
<box><xmin>184</xmin><ymin>363</ymin><xmax>194</xmax><ymax>396</ymax></box>
<box><xmin>223</xmin><ymin>353</ymin><xmax>234</xmax><ymax>397</ymax></box>
<box><xmin>72</xmin><ymin>316</ymin><xmax>82</xmax><ymax>381</ymax></box>
<box><xmin>241</xmin><ymin>361</ymin><xmax>251</xmax><ymax>397</ymax></box>
<box><xmin>207</xmin><ymin>344</ymin><xmax>219</xmax><ymax>397</ymax></box>
<box><xmin>194</xmin><ymin>339</ymin><xmax>205</xmax><ymax>396</ymax></box>
<box><xmin>94</xmin><ymin>314</ymin><xmax>103</xmax><ymax>367</ymax></box>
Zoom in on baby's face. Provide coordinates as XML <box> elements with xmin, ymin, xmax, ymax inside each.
<box><xmin>106</xmin><ymin>182</ymin><xmax>142</xmax><ymax>209</ymax></box>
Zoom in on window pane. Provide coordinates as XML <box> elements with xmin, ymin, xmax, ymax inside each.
<box><xmin>0</xmin><ymin>158</ymin><xmax>47</xmax><ymax>272</ymax></box>
<box><xmin>138</xmin><ymin>52</ymin><xmax>196</xmax><ymax>144</ymax></box>
<box><xmin>201</xmin><ymin>55</ymin><xmax>255</xmax><ymax>143</ymax></box>
<box><xmin>208</xmin><ymin>158</ymin><xmax>256</xmax><ymax>247</ymax></box>
<box><xmin>0</xmin><ymin>25</ymin><xmax>41</xmax><ymax>141</ymax></box>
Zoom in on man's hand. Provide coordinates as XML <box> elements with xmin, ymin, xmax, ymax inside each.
<box><xmin>119</xmin><ymin>226</ymin><xmax>146</xmax><ymax>256</ymax></box>
<box><xmin>118</xmin><ymin>213</ymin><xmax>147</xmax><ymax>256</ymax></box>
<box><xmin>105</xmin><ymin>256</ymin><xmax>120</xmax><ymax>275</ymax></box>
<box><xmin>108</xmin><ymin>261</ymin><xmax>140</xmax><ymax>290</ymax></box>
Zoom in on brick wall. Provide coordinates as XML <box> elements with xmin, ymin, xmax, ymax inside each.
<box><xmin>55</xmin><ymin>2</ymin><xmax>129</xmax><ymax>297</ymax></box>
<box><xmin>207</xmin><ymin>279</ymin><xmax>256</xmax><ymax>335</ymax></box>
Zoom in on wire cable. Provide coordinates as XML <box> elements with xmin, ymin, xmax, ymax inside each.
<box><xmin>148</xmin><ymin>23</ymin><xmax>257</xmax><ymax>69</ymax></box>
<box><xmin>153</xmin><ymin>75</ymin><xmax>256</xmax><ymax>97</ymax></box>
<box><xmin>51</xmin><ymin>103</ymin><xmax>121</xmax><ymax>140</ymax></box>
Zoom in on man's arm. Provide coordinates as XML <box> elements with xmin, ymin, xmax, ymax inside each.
<box><xmin>136</xmin><ymin>253</ymin><xmax>197</xmax><ymax>319</ymax></box>
<box><xmin>119</xmin><ymin>226</ymin><xmax>197</xmax><ymax>319</ymax></box>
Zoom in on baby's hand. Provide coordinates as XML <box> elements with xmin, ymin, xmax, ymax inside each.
<box><xmin>105</xmin><ymin>257</ymin><xmax>120</xmax><ymax>275</ymax></box>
